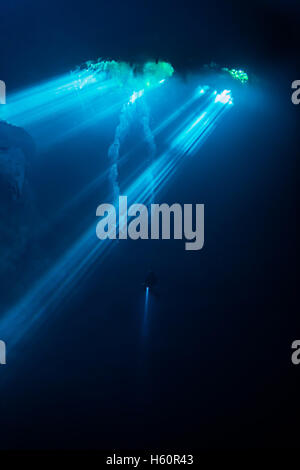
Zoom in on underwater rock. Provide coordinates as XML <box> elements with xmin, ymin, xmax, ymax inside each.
<box><xmin>0</xmin><ymin>120</ymin><xmax>35</xmax><ymax>200</ymax></box>
<box><xmin>0</xmin><ymin>120</ymin><xmax>37</xmax><ymax>305</ymax></box>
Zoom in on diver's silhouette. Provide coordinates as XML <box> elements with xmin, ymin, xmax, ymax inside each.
<box><xmin>143</xmin><ymin>270</ymin><xmax>158</xmax><ymax>291</ymax></box>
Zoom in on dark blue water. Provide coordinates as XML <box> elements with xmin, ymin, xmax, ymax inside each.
<box><xmin>0</xmin><ymin>0</ymin><xmax>299</xmax><ymax>450</ymax></box>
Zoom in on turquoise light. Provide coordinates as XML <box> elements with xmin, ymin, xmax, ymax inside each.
<box><xmin>223</xmin><ymin>67</ymin><xmax>248</xmax><ymax>84</ymax></box>
<box><xmin>129</xmin><ymin>89</ymin><xmax>145</xmax><ymax>104</ymax></box>
<box><xmin>0</xmin><ymin>82</ymin><xmax>234</xmax><ymax>348</ymax></box>
<box><xmin>214</xmin><ymin>89</ymin><xmax>232</xmax><ymax>104</ymax></box>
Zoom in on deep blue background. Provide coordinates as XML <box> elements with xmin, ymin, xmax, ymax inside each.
<box><xmin>0</xmin><ymin>0</ymin><xmax>299</xmax><ymax>450</ymax></box>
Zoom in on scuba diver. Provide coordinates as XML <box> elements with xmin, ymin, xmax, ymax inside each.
<box><xmin>143</xmin><ymin>269</ymin><xmax>158</xmax><ymax>292</ymax></box>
